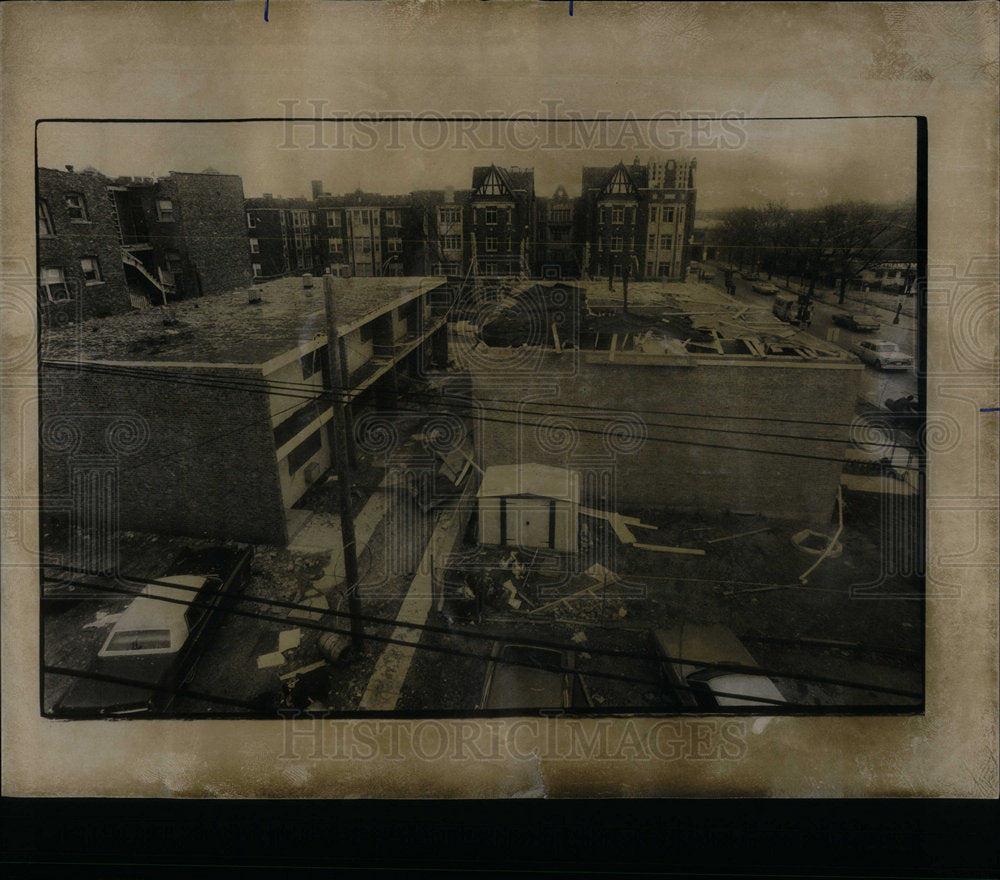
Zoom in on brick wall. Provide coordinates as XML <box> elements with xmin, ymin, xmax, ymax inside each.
<box><xmin>171</xmin><ymin>173</ymin><xmax>253</xmax><ymax>296</ymax></box>
<box><xmin>471</xmin><ymin>354</ymin><xmax>864</xmax><ymax>523</ymax></box>
<box><xmin>41</xmin><ymin>363</ymin><xmax>288</xmax><ymax>545</ymax></box>
<box><xmin>37</xmin><ymin>168</ymin><xmax>132</xmax><ymax>319</ymax></box>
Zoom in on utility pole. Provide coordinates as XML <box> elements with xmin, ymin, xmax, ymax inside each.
<box><xmin>323</xmin><ymin>273</ymin><xmax>364</xmax><ymax>647</ymax></box>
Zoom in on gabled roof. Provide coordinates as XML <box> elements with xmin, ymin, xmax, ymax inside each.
<box><xmin>581</xmin><ymin>162</ymin><xmax>647</xmax><ymax>199</ymax></box>
<box><xmin>478</xmin><ymin>464</ymin><xmax>581</xmax><ymax>504</ymax></box>
<box><xmin>471</xmin><ymin>165</ymin><xmax>535</xmax><ymax>200</ymax></box>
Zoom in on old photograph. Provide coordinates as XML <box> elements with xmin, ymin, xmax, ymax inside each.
<box><xmin>2</xmin><ymin>1</ymin><xmax>996</xmax><ymax>807</ymax></box>
<box><xmin>37</xmin><ymin>116</ymin><xmax>925</xmax><ymax>719</ymax></box>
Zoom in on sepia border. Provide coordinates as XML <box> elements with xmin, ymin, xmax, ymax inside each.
<box><xmin>2</xmin><ymin>0</ymin><xmax>997</xmax><ymax>798</ymax></box>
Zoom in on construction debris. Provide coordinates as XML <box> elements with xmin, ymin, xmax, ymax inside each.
<box><xmin>256</xmin><ymin>652</ymin><xmax>285</xmax><ymax>669</ymax></box>
<box><xmin>633</xmin><ymin>542</ymin><xmax>706</xmax><ymax>555</ymax></box>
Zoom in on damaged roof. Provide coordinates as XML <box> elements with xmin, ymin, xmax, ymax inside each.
<box><xmin>42</xmin><ymin>275</ymin><xmax>448</xmax><ymax>367</ymax></box>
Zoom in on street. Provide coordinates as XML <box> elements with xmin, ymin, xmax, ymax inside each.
<box><xmin>702</xmin><ymin>261</ymin><xmax>919</xmax><ymax>406</ymax></box>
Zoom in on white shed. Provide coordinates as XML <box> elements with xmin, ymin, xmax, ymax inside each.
<box><xmin>478</xmin><ymin>464</ymin><xmax>580</xmax><ymax>552</ymax></box>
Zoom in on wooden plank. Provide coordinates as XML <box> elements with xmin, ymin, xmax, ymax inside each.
<box><xmin>633</xmin><ymin>543</ymin><xmax>706</xmax><ymax>556</ymax></box>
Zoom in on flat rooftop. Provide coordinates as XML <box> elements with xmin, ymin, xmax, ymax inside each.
<box><xmin>43</xmin><ymin>276</ymin><xmax>447</xmax><ymax>366</ymax></box>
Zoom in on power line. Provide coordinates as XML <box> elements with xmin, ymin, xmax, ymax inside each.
<box><xmin>41</xmin><ymin>360</ymin><xmax>923</xmax><ymax>467</ymax></box>
<box><xmin>43</xmin><ymin>568</ymin><xmax>925</xmax><ymax>701</ymax></box>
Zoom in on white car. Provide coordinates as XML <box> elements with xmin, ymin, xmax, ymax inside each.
<box><xmin>650</xmin><ymin>624</ymin><xmax>787</xmax><ymax>711</ymax></box>
<box><xmin>851</xmin><ymin>339</ymin><xmax>913</xmax><ymax>371</ymax></box>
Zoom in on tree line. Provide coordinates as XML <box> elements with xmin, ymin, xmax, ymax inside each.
<box><xmin>716</xmin><ymin>201</ymin><xmax>918</xmax><ymax>303</ymax></box>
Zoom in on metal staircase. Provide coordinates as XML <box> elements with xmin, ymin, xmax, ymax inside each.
<box><xmin>120</xmin><ymin>247</ymin><xmax>172</xmax><ymax>304</ymax></box>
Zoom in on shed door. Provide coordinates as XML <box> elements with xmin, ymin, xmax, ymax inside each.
<box><xmin>505</xmin><ymin>497</ymin><xmax>554</xmax><ymax>549</ymax></box>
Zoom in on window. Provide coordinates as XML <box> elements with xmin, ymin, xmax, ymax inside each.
<box><xmin>384</xmin><ymin>209</ymin><xmax>401</xmax><ymax>226</ymax></box>
<box><xmin>646</xmin><ymin>262</ymin><xmax>654</xmax><ymax>276</ymax></box>
<box><xmin>65</xmin><ymin>193</ymin><xmax>88</xmax><ymax>222</ymax></box>
<box><xmin>252</xmin><ymin>263</ymin><xmax>262</xmax><ymax>277</ymax></box>
<box><xmin>599</xmin><ymin>207</ymin><xmax>608</xmax><ymax>225</ymax></box>
<box><xmin>648</xmin><ymin>233</ymin><xmax>656</xmax><ymax>249</ymax></box>
<box><xmin>328</xmin><ymin>238</ymin><xmax>342</xmax><ymax>254</ymax></box>
<box><xmin>247</xmin><ymin>213</ymin><xmax>257</xmax><ymax>229</ymax></box>
<box><xmin>80</xmin><ymin>257</ymin><xmax>102</xmax><ymax>284</ymax></box>
<box><xmin>292</xmin><ymin>212</ymin><xmax>302</xmax><ymax>228</ymax></box>
<box><xmin>40</xmin><ymin>267</ymin><xmax>71</xmax><ymax>302</ymax></box>
<box><xmin>661</xmin><ymin>234</ymin><xmax>673</xmax><ymax>250</ymax></box>
<box><xmin>387</xmin><ymin>238</ymin><xmax>402</xmax><ymax>253</ymax></box>
<box><xmin>156</xmin><ymin>199</ymin><xmax>174</xmax><ymax>222</ymax></box>
<box><xmin>485</xmin><ymin>206</ymin><xmax>498</xmax><ymax>225</ymax></box>
<box><xmin>38</xmin><ymin>200</ymin><xmax>55</xmax><ymax>236</ymax></box>
<box><xmin>485</xmin><ymin>236</ymin><xmax>497</xmax><ymax>252</ymax></box>
<box><xmin>360</xmin><ymin>239</ymin><xmax>371</xmax><ymax>255</ymax></box>
<box><xmin>280</xmin><ymin>212</ymin><xmax>287</xmax><ymax>228</ymax></box>
<box><xmin>287</xmin><ymin>429</ymin><xmax>323</xmax><ymax>476</ymax></box>
<box><xmin>664</xmin><ymin>207</ymin><xmax>675</xmax><ymax>223</ymax></box>
<box><xmin>310</xmin><ymin>212</ymin><xmax>318</xmax><ymax>224</ymax></box>
<box><xmin>442</xmin><ymin>235</ymin><xmax>461</xmax><ymax>252</ymax></box>
<box><xmin>439</xmin><ymin>207</ymin><xmax>461</xmax><ymax>225</ymax></box>
<box><xmin>249</xmin><ymin>238</ymin><xmax>260</xmax><ymax>254</ymax></box>
<box><xmin>611</xmin><ymin>207</ymin><xmax>625</xmax><ymax>224</ymax></box>
<box><xmin>484</xmin><ymin>262</ymin><xmax>498</xmax><ymax>275</ymax></box>
<box><xmin>658</xmin><ymin>262</ymin><xmax>670</xmax><ymax>276</ymax></box>
<box><xmin>611</xmin><ymin>237</ymin><xmax>623</xmax><ymax>252</ymax></box>
<box><xmin>649</xmin><ymin>206</ymin><xmax>659</xmax><ymax>223</ymax></box>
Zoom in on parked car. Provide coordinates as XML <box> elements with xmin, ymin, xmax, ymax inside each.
<box><xmin>478</xmin><ymin>642</ymin><xmax>590</xmax><ymax>710</ymax></box>
<box><xmin>832</xmin><ymin>312</ymin><xmax>880</xmax><ymax>332</ymax></box>
<box><xmin>851</xmin><ymin>339</ymin><xmax>914</xmax><ymax>370</ymax></box>
<box><xmin>751</xmin><ymin>281</ymin><xmax>780</xmax><ymax>295</ymax></box>
<box><xmin>53</xmin><ymin>545</ymin><xmax>254</xmax><ymax>717</ymax></box>
<box><xmin>649</xmin><ymin>624</ymin><xmax>786</xmax><ymax>710</ymax></box>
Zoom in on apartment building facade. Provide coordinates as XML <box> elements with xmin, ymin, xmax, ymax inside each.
<box><xmin>468</xmin><ymin>165</ymin><xmax>537</xmax><ymax>278</ymax></box>
<box><xmin>578</xmin><ymin>156</ymin><xmax>696</xmax><ymax>282</ymax></box>
<box><xmin>40</xmin><ymin>275</ymin><xmax>453</xmax><ymax>545</ymax></box>
<box><xmin>38</xmin><ymin>166</ymin><xmax>253</xmax><ymax>319</ymax></box>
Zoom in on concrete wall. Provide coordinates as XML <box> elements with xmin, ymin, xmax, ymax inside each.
<box><xmin>37</xmin><ymin>168</ymin><xmax>132</xmax><ymax>319</ymax></box>
<box><xmin>470</xmin><ymin>353</ymin><xmax>863</xmax><ymax>523</ymax></box>
<box><xmin>41</xmin><ymin>362</ymin><xmax>288</xmax><ymax>545</ymax></box>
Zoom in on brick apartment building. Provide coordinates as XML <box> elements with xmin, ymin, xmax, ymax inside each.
<box><xmin>468</xmin><ymin>165</ymin><xmax>537</xmax><ymax>278</ymax></box>
<box><xmin>408</xmin><ymin>187</ymin><xmax>474</xmax><ymax>278</ymax></box>
<box><xmin>536</xmin><ymin>185</ymin><xmax>578</xmax><ymax>280</ymax></box>
<box><xmin>38</xmin><ymin>165</ymin><xmax>253</xmax><ymax>319</ymax></box>
<box><xmin>245</xmin><ymin>196</ymin><xmax>315</xmax><ymax>279</ymax></box>
<box><xmin>40</xmin><ymin>275</ymin><xmax>453</xmax><ymax>545</ymax></box>
<box><xmin>578</xmin><ymin>156</ymin><xmax>697</xmax><ymax>282</ymax></box>
<box><xmin>311</xmin><ymin>189</ymin><xmax>411</xmax><ymax>278</ymax></box>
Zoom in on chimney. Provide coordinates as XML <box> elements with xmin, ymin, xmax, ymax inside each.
<box><xmin>311</xmin><ymin>180</ymin><xmax>323</xmax><ymax>199</ymax></box>
<box><xmin>444</xmin><ymin>186</ymin><xmax>454</xmax><ymax>204</ymax></box>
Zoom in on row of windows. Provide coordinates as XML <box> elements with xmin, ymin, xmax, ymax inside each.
<box><xmin>650</xmin><ymin>206</ymin><xmax>676</xmax><ymax>224</ymax></box>
<box><xmin>39</xmin><ymin>193</ymin><xmax>174</xmax><ymax>237</ymax></box>
<box><xmin>648</xmin><ymin>233</ymin><xmax>674</xmax><ymax>250</ymax></box>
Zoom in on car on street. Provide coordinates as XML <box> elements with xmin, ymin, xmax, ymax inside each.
<box><xmin>751</xmin><ymin>280</ymin><xmax>780</xmax><ymax>295</ymax></box>
<box><xmin>52</xmin><ymin>545</ymin><xmax>254</xmax><ymax>717</ymax></box>
<box><xmin>650</xmin><ymin>623</ymin><xmax>787</xmax><ymax>710</ymax></box>
<box><xmin>832</xmin><ymin>312</ymin><xmax>880</xmax><ymax>332</ymax></box>
<box><xmin>478</xmin><ymin>642</ymin><xmax>590</xmax><ymax>710</ymax></box>
<box><xmin>851</xmin><ymin>339</ymin><xmax>914</xmax><ymax>371</ymax></box>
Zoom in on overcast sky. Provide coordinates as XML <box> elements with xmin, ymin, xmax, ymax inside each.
<box><xmin>38</xmin><ymin>116</ymin><xmax>917</xmax><ymax>212</ymax></box>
